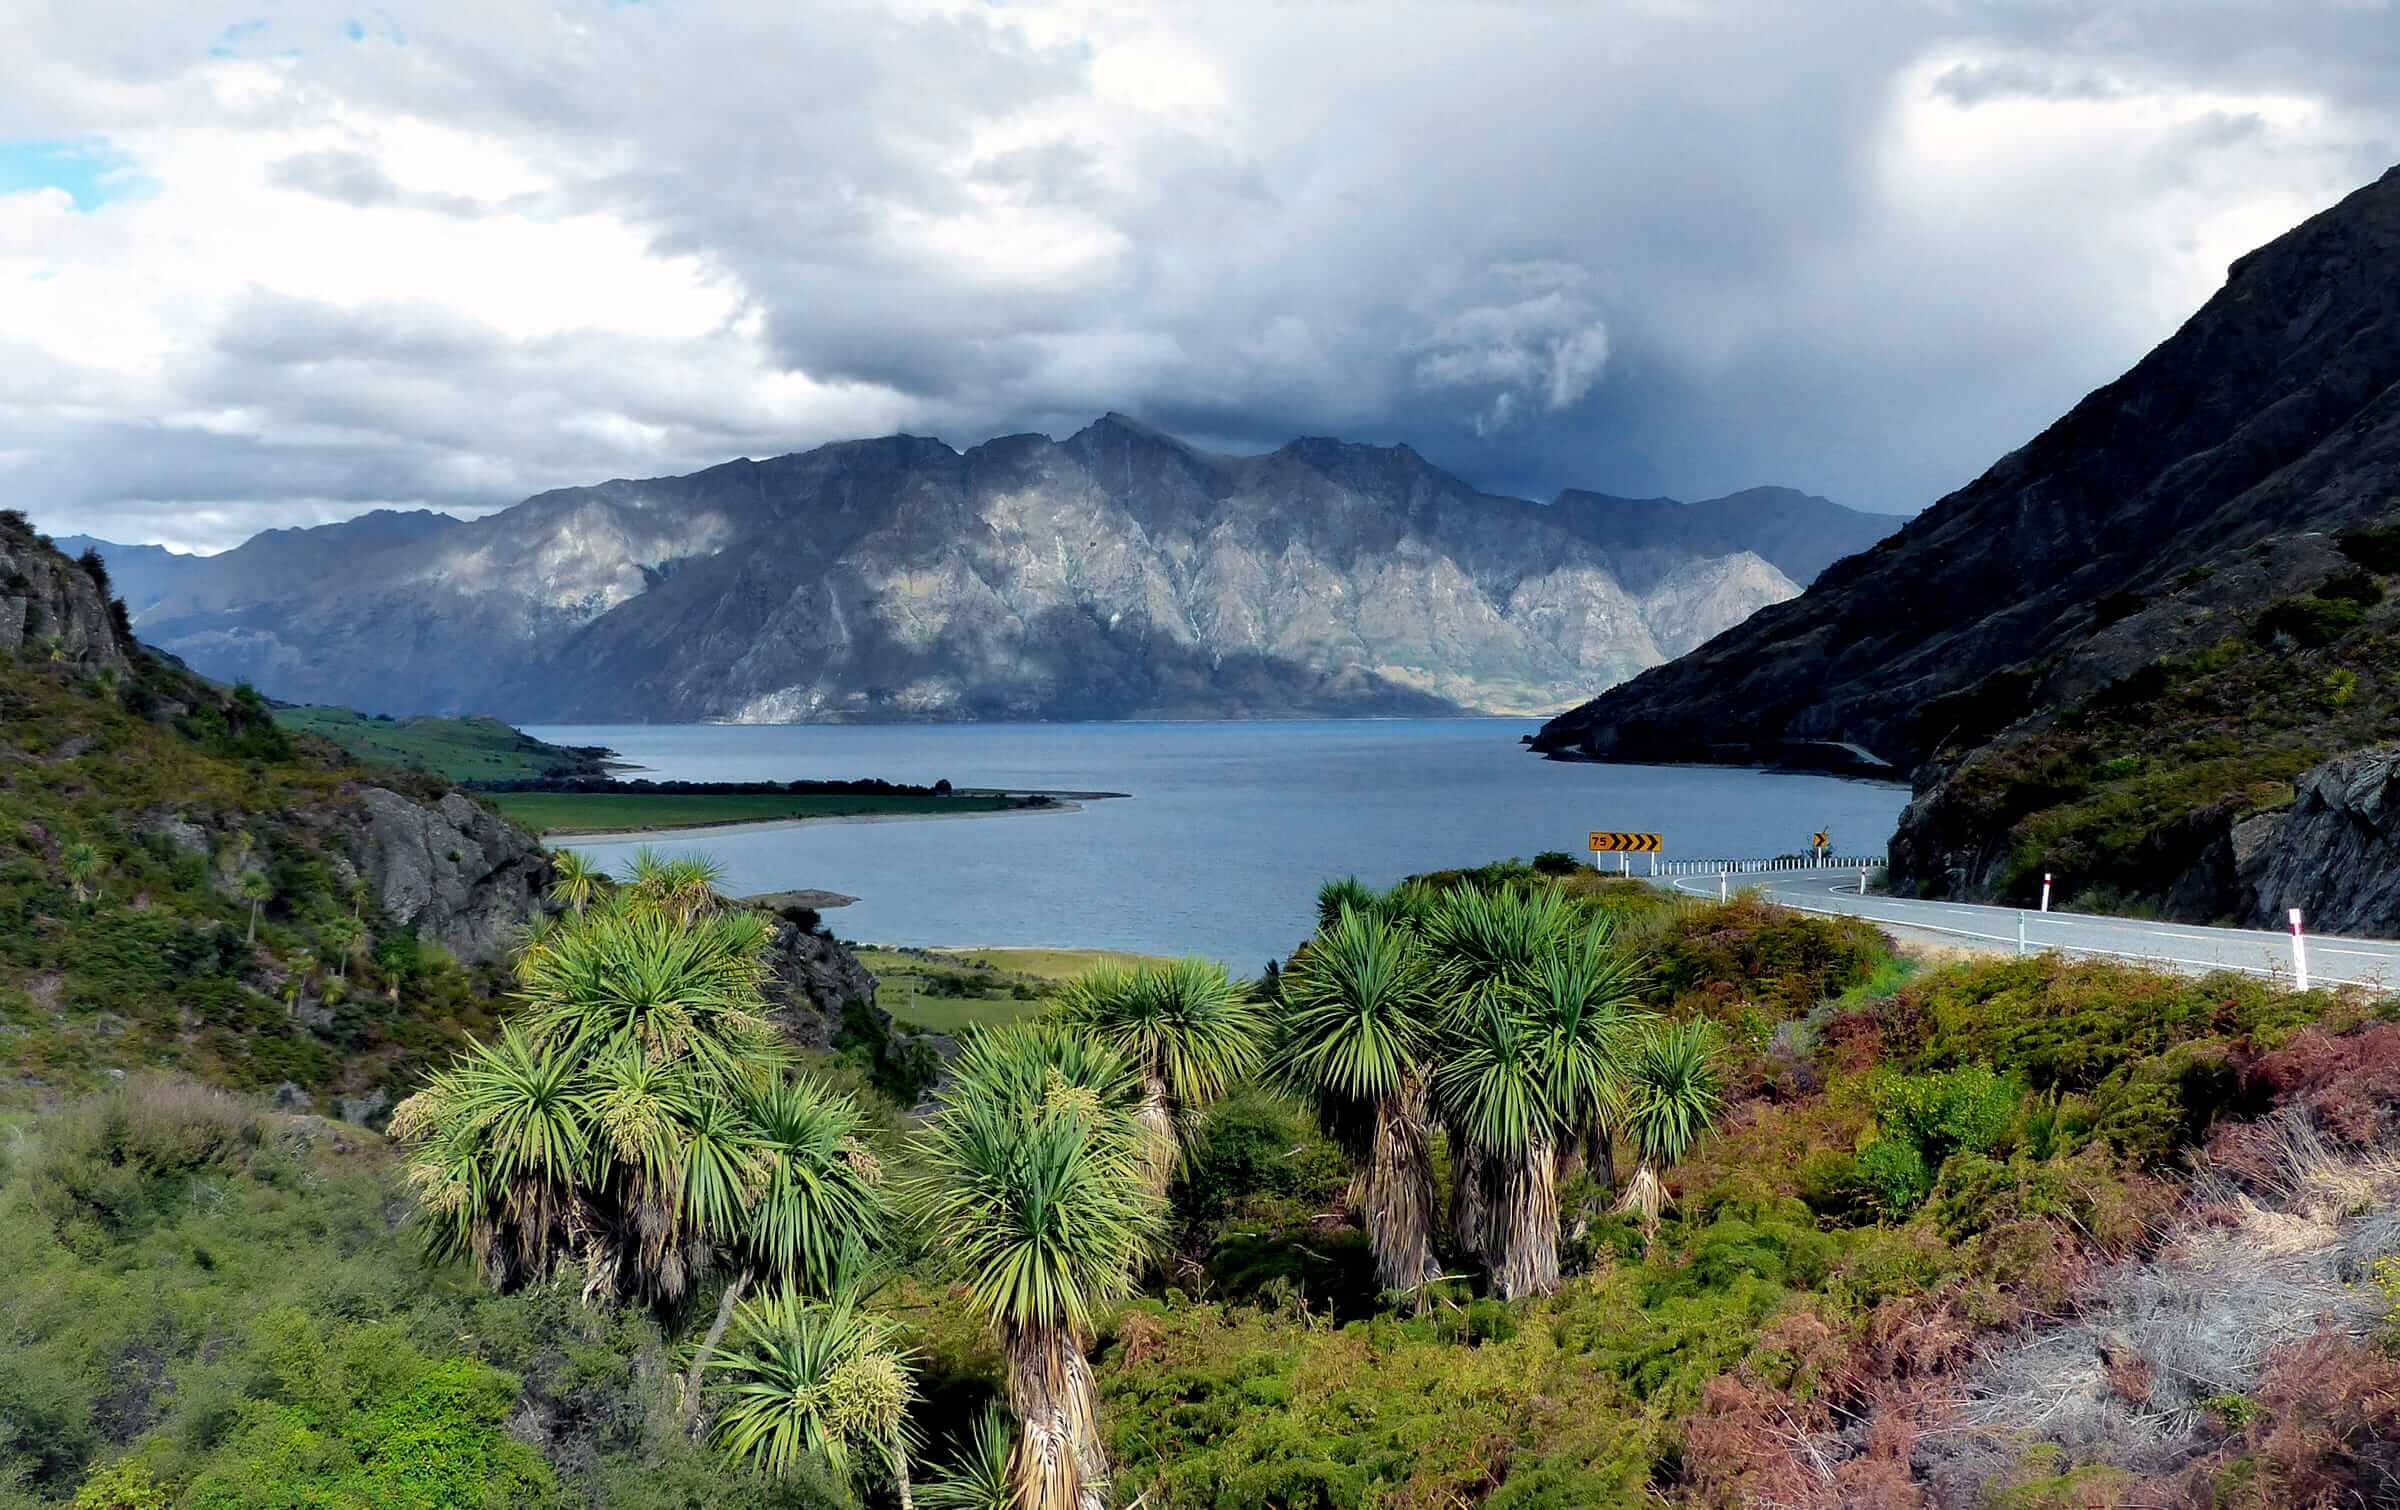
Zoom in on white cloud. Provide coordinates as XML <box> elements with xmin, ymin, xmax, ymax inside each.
<box><xmin>0</xmin><ymin>0</ymin><xmax>2392</xmax><ymax>549</ymax></box>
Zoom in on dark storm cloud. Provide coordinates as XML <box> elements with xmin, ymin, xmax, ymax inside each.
<box><xmin>8</xmin><ymin>0</ymin><xmax>2398</xmax><ymax>552</ymax></box>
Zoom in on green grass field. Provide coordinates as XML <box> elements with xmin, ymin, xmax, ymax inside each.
<box><xmin>494</xmin><ymin>790</ymin><xmax>1015</xmax><ymax>835</ymax></box>
<box><xmin>852</xmin><ymin>945</ymin><xmax>1173</xmax><ymax>1033</ymax></box>
<box><xmin>273</xmin><ymin>705</ymin><xmax>606</xmax><ymax>783</ymax></box>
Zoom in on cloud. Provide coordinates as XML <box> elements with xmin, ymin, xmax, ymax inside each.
<box><xmin>1413</xmin><ymin>263</ymin><xmax>1612</xmax><ymax>437</ymax></box>
<box><xmin>1</xmin><ymin>0</ymin><xmax>2395</xmax><ymax>552</ymax></box>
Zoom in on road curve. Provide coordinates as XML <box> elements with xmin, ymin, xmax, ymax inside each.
<box><xmin>1670</xmin><ymin>867</ymin><xmax>2400</xmax><ymax>992</ymax></box>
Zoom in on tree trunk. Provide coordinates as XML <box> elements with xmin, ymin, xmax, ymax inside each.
<box><xmin>246</xmin><ymin>902</ymin><xmax>259</xmax><ymax>945</ymax></box>
<box><xmin>678</xmin><ymin>1271</ymin><xmax>749</xmax><ymax>1435</ymax></box>
<box><xmin>1363</xmin><ymin>1077</ymin><xmax>1437</xmax><ymax>1295</ymax></box>
<box><xmin>1450</xmin><ymin>1140</ymin><xmax>1496</xmax><ymax>1267</ymax></box>
<box><xmin>1135</xmin><ymin>1070</ymin><xmax>1178</xmax><ymax>1200</ymax></box>
<box><xmin>1583</xmin><ymin>1124</ymin><xmax>1616</xmax><ymax>1196</ymax></box>
<box><xmin>1004</xmin><ymin>1323</ymin><xmax>1107</xmax><ymax>1510</ymax></box>
<box><xmin>1487</xmin><ymin>1134</ymin><xmax>1560</xmax><ymax>1300</ymax></box>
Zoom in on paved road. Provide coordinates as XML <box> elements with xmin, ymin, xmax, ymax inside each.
<box><xmin>1666</xmin><ymin>866</ymin><xmax>2400</xmax><ymax>992</ymax></box>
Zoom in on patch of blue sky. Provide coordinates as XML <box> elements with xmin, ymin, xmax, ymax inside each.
<box><xmin>344</xmin><ymin>12</ymin><xmax>407</xmax><ymax>44</ymax></box>
<box><xmin>0</xmin><ymin>139</ymin><xmax>157</xmax><ymax>212</ymax></box>
<box><xmin>207</xmin><ymin>17</ymin><xmax>268</xmax><ymax>56</ymax></box>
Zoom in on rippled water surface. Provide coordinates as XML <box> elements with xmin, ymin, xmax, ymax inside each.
<box><xmin>524</xmin><ymin>720</ymin><xmax>1912</xmax><ymax>969</ymax></box>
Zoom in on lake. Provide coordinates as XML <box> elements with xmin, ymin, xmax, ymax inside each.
<box><xmin>523</xmin><ymin>720</ymin><xmax>1912</xmax><ymax>969</ymax></box>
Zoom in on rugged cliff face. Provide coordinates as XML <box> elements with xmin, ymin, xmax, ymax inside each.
<box><xmin>107</xmin><ymin>419</ymin><xmax>1890</xmax><ymax>722</ymax></box>
<box><xmin>1535</xmin><ymin>165</ymin><xmax>2400</xmax><ymax>775</ymax></box>
<box><xmin>2</xmin><ymin>527</ymin><xmax>129</xmax><ymax>673</ymax></box>
<box><xmin>326</xmin><ymin>788</ymin><xmax>552</xmax><ymax>965</ymax></box>
<box><xmin>1535</xmin><ymin>164</ymin><xmax>2400</xmax><ymax>932</ymax></box>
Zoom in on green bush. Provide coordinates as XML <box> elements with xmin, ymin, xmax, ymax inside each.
<box><xmin>2256</xmin><ymin>593</ymin><xmax>2364</xmax><ymax>647</ymax></box>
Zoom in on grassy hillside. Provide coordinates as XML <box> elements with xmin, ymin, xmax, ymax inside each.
<box><xmin>1900</xmin><ymin>525</ymin><xmax>2400</xmax><ymax>914</ymax></box>
<box><xmin>0</xmin><ymin>651</ymin><xmax>516</xmax><ymax>1098</ymax></box>
<box><xmin>271</xmin><ymin>705</ymin><xmax>613</xmax><ymax>784</ymax></box>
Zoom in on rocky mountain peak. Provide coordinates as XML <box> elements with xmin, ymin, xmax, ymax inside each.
<box><xmin>1534</xmin><ymin>161</ymin><xmax>2400</xmax><ymax>774</ymax></box>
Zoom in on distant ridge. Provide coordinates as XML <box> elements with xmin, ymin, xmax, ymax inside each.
<box><xmin>85</xmin><ymin>422</ymin><xmax>1894</xmax><ymax>724</ymax></box>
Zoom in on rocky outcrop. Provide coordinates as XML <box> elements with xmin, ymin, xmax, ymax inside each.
<box><xmin>2232</xmin><ymin>751</ymin><xmax>2400</xmax><ymax>936</ymax></box>
<box><xmin>759</xmin><ymin>916</ymin><xmax>880</xmax><ymax>1050</ymax></box>
<box><xmin>337</xmin><ymin>787</ymin><xmax>552</xmax><ymax>964</ymax></box>
<box><xmin>759</xmin><ymin>913</ymin><xmax>957</xmax><ymax>1107</ymax></box>
<box><xmin>0</xmin><ymin>517</ymin><xmax>128</xmax><ymax>672</ymax></box>
<box><xmin>117</xmin><ymin>419</ymin><xmax>1886</xmax><ymax>722</ymax></box>
<box><xmin>1534</xmin><ymin>165</ymin><xmax>2400</xmax><ymax>772</ymax></box>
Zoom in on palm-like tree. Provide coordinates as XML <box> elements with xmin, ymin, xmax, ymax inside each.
<box><xmin>321</xmin><ymin>915</ymin><xmax>364</xmax><ymax>982</ymax></box>
<box><xmin>1617</xmin><ymin>1019</ymin><xmax>1727</xmax><ymax>1233</ymax></box>
<box><xmin>515</xmin><ymin>904</ymin><xmax>781</xmax><ymax>1086</ymax></box>
<box><xmin>394</xmin><ymin>1025</ymin><xmax>594</xmax><ymax>1291</ymax></box>
<box><xmin>907</xmin><ymin>1024</ymin><xmax>1157</xmax><ymax>1510</ymax></box>
<box><xmin>1421</xmin><ymin>885</ymin><xmax>1576</xmax><ymax>1269</ymax></box>
<box><xmin>549</xmin><ymin>849</ymin><xmax>604</xmax><ymax>914</ymax></box>
<box><xmin>1272</xmin><ymin>904</ymin><xmax>1439</xmax><ymax>1295</ymax></box>
<box><xmin>706</xmin><ymin>1287</ymin><xmax>917</xmax><ymax>1496</ymax></box>
<box><xmin>237</xmin><ymin>870</ymin><xmax>272</xmax><ymax>945</ymax></box>
<box><xmin>1048</xmin><ymin>957</ymin><xmax>1265</xmax><ymax>1196</ymax></box>
<box><xmin>624</xmin><ymin>847</ymin><xmax>725</xmax><ymax>925</ymax></box>
<box><xmin>62</xmin><ymin>841</ymin><xmax>102</xmax><ymax>906</ymax></box>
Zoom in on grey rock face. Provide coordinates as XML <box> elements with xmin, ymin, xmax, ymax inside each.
<box><xmin>340</xmin><ymin>787</ymin><xmax>552</xmax><ymax>964</ymax></box>
<box><xmin>2234</xmin><ymin>750</ymin><xmax>2400</xmax><ymax>937</ymax></box>
<box><xmin>139</xmin><ymin>813</ymin><xmax>211</xmax><ymax>857</ymax></box>
<box><xmin>0</xmin><ymin>525</ymin><xmax>127</xmax><ymax>672</ymax></box>
<box><xmin>133</xmin><ymin>419</ymin><xmax>1883</xmax><ymax>722</ymax></box>
<box><xmin>759</xmin><ymin>917</ymin><xmax>880</xmax><ymax>1050</ymax></box>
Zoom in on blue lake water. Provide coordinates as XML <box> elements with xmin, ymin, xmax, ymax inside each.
<box><xmin>523</xmin><ymin>720</ymin><xmax>1912</xmax><ymax>969</ymax></box>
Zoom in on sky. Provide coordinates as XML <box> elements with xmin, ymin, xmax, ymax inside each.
<box><xmin>4</xmin><ymin>2</ymin><xmax>2395</xmax><ymax>554</ymax></box>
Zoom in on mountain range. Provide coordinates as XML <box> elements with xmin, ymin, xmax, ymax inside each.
<box><xmin>68</xmin><ymin>422</ymin><xmax>1894</xmax><ymax>723</ymax></box>
<box><xmin>1533</xmin><ymin>162</ymin><xmax>2400</xmax><ymax>931</ymax></box>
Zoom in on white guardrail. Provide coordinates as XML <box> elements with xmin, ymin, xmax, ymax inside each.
<box><xmin>1654</xmin><ymin>855</ymin><xmax>1888</xmax><ymax>877</ymax></box>
<box><xmin>1655</xmin><ymin>862</ymin><xmax>2398</xmax><ymax>993</ymax></box>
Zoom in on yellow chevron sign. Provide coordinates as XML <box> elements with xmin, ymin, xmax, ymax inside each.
<box><xmin>1812</xmin><ymin>831</ymin><xmax>1829</xmax><ymax>849</ymax></box>
<box><xmin>1588</xmin><ymin>831</ymin><xmax>1661</xmax><ymax>853</ymax></box>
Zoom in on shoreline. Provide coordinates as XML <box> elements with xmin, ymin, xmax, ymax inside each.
<box><xmin>542</xmin><ymin>793</ymin><xmax>1113</xmax><ymax>844</ymax></box>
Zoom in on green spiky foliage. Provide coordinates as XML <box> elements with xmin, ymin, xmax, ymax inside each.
<box><xmin>237</xmin><ymin>868</ymin><xmax>272</xmax><ymax>945</ymax></box>
<box><xmin>395</xmin><ymin>1025</ymin><xmax>593</xmax><ymax>1291</ymax></box>
<box><xmin>907</xmin><ymin>1023</ymin><xmax>1160</xmax><ymax>1510</ymax></box>
<box><xmin>732</xmin><ymin>1072</ymin><xmax>886</xmax><ymax>1295</ymax></box>
<box><xmin>916</xmin><ymin>1407</ymin><xmax>1014</xmax><ymax>1510</ymax></box>
<box><xmin>706</xmin><ymin>1288</ymin><xmax>918</xmax><ymax>1487</ymax></box>
<box><xmin>1315</xmin><ymin>875</ymin><xmax>1378</xmax><ymax>931</ymax></box>
<box><xmin>513</xmin><ymin>903</ymin><xmax>783</xmax><ymax>1087</ymax></box>
<box><xmin>1618</xmin><ymin>1019</ymin><xmax>1728</xmax><ymax>1231</ymax></box>
<box><xmin>62</xmin><ymin>839</ymin><xmax>101</xmax><ymax>905</ymax></box>
<box><xmin>1272</xmin><ymin>904</ymin><xmax>1439</xmax><ymax>1295</ymax></box>
<box><xmin>1418</xmin><ymin>884</ymin><xmax>1578</xmax><ymax>1276</ymax></box>
<box><xmin>320</xmin><ymin>913</ymin><xmax>364</xmax><ymax>981</ymax></box>
<box><xmin>1520</xmin><ymin>926</ymin><xmax>1650</xmax><ymax>1169</ymax></box>
<box><xmin>395</xmin><ymin>858</ymin><xmax>891</xmax><ymax>1315</ymax></box>
<box><xmin>549</xmin><ymin>848</ymin><xmax>603</xmax><ymax>914</ymax></box>
<box><xmin>1049</xmin><ymin>956</ymin><xmax>1266</xmax><ymax>1195</ymax></box>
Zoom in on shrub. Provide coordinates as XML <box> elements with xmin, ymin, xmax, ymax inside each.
<box><xmin>2337</xmin><ymin>518</ymin><xmax>2400</xmax><ymax>574</ymax></box>
<box><xmin>2255</xmin><ymin>593</ymin><xmax>2363</xmax><ymax>648</ymax></box>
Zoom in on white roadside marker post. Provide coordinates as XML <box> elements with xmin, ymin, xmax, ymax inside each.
<box><xmin>1858</xmin><ymin>866</ymin><xmax>1869</xmax><ymax>896</ymax></box>
<box><xmin>1620</xmin><ymin>853</ymin><xmax>1629</xmax><ymax>876</ymax></box>
<box><xmin>2017</xmin><ymin>910</ymin><xmax>2027</xmax><ymax>957</ymax></box>
<box><xmin>2040</xmin><ymin>873</ymin><xmax>2052</xmax><ymax>913</ymax></box>
<box><xmin>1719</xmin><ymin>870</ymin><xmax>1728</xmax><ymax>903</ymax></box>
<box><xmin>2291</xmin><ymin>908</ymin><xmax>2310</xmax><ymax>991</ymax></box>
